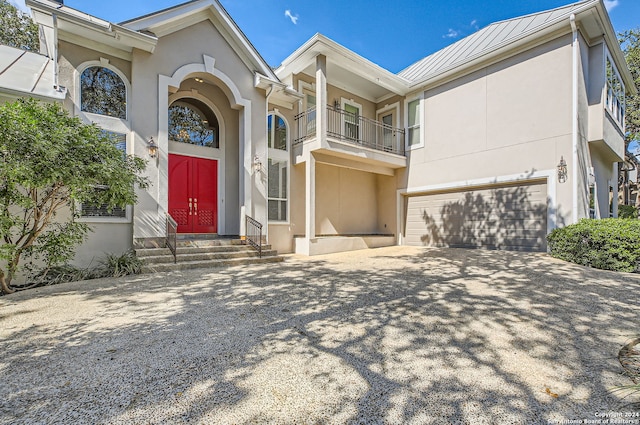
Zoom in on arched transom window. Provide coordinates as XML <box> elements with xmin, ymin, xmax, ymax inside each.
<box><xmin>168</xmin><ymin>99</ymin><xmax>219</xmax><ymax>148</ymax></box>
<box><xmin>80</xmin><ymin>66</ymin><xmax>127</xmax><ymax>119</ymax></box>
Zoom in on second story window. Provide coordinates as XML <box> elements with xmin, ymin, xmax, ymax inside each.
<box><xmin>606</xmin><ymin>57</ymin><xmax>625</xmax><ymax>128</ymax></box>
<box><xmin>268</xmin><ymin>113</ymin><xmax>289</xmax><ymax>222</ymax></box>
<box><xmin>407</xmin><ymin>98</ymin><xmax>421</xmax><ymax>147</ymax></box>
<box><xmin>80</xmin><ymin>66</ymin><xmax>126</xmax><ymax>119</ymax></box>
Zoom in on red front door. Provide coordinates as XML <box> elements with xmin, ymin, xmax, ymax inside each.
<box><xmin>168</xmin><ymin>154</ymin><xmax>218</xmax><ymax>234</ymax></box>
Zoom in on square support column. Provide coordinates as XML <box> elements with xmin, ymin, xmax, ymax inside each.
<box><xmin>315</xmin><ymin>54</ymin><xmax>327</xmax><ymax>145</ymax></box>
<box><xmin>305</xmin><ymin>152</ymin><xmax>316</xmax><ymax>240</ymax></box>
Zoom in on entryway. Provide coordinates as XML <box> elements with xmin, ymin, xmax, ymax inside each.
<box><xmin>168</xmin><ymin>154</ymin><xmax>218</xmax><ymax>234</ymax></box>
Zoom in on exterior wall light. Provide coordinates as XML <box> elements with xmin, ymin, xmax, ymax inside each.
<box><xmin>147</xmin><ymin>137</ymin><xmax>158</xmax><ymax>158</ymax></box>
<box><xmin>253</xmin><ymin>155</ymin><xmax>263</xmax><ymax>174</ymax></box>
<box><xmin>558</xmin><ymin>156</ymin><xmax>568</xmax><ymax>183</ymax></box>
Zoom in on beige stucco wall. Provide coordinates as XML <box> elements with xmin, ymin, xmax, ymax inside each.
<box><xmin>316</xmin><ymin>163</ymin><xmax>379</xmax><ymax>235</ymax></box>
<box><xmin>406</xmin><ymin>35</ymin><xmax>575</xmax><ymax>225</ymax></box>
<box><xmin>130</xmin><ymin>19</ymin><xmax>269</xmax><ymax>239</ymax></box>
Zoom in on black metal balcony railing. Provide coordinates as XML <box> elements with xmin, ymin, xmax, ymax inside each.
<box><xmin>294</xmin><ymin>106</ymin><xmax>405</xmax><ymax>156</ymax></box>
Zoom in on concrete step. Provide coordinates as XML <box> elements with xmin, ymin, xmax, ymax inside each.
<box><xmin>135</xmin><ymin>245</ymin><xmax>271</xmax><ymax>257</ymax></box>
<box><xmin>176</xmin><ymin>238</ymin><xmax>245</xmax><ymax>248</ymax></box>
<box><xmin>138</xmin><ymin>249</ymin><xmax>279</xmax><ymax>264</ymax></box>
<box><xmin>140</xmin><ymin>254</ymin><xmax>283</xmax><ymax>273</ymax></box>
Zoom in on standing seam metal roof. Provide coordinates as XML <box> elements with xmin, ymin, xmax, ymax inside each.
<box><xmin>398</xmin><ymin>0</ymin><xmax>594</xmax><ymax>82</ymax></box>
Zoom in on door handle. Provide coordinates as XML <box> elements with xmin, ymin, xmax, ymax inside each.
<box><xmin>194</xmin><ymin>198</ymin><xmax>198</xmax><ymax>215</ymax></box>
<box><xmin>188</xmin><ymin>198</ymin><xmax>192</xmax><ymax>215</ymax></box>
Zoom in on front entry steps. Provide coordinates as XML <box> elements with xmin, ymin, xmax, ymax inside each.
<box><xmin>135</xmin><ymin>237</ymin><xmax>283</xmax><ymax>274</ymax></box>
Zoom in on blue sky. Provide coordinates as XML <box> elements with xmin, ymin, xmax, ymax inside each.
<box><xmin>10</xmin><ymin>0</ymin><xmax>639</xmax><ymax>72</ymax></box>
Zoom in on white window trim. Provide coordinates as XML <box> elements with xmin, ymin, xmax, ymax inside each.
<box><xmin>603</xmin><ymin>48</ymin><xmax>626</xmax><ymax>131</ymax></box>
<box><xmin>267</xmin><ymin>111</ymin><xmax>290</xmax><ymax>224</ymax></box>
<box><xmin>75</xmin><ymin>60</ymin><xmax>131</xmax><ymax>125</ymax></box>
<box><xmin>405</xmin><ymin>93</ymin><xmax>424</xmax><ymax>150</ymax></box>
<box><xmin>340</xmin><ymin>97</ymin><xmax>362</xmax><ymax>141</ymax></box>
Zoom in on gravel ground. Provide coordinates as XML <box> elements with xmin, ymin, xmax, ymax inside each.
<box><xmin>1</xmin><ymin>246</ymin><xmax>639</xmax><ymax>424</ymax></box>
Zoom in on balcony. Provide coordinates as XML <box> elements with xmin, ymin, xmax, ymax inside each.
<box><xmin>294</xmin><ymin>106</ymin><xmax>406</xmax><ymax>157</ymax></box>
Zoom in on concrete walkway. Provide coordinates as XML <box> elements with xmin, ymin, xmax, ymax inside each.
<box><xmin>1</xmin><ymin>247</ymin><xmax>638</xmax><ymax>424</ymax></box>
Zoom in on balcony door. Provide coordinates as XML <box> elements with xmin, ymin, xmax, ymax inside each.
<box><xmin>168</xmin><ymin>154</ymin><xmax>218</xmax><ymax>234</ymax></box>
<box><xmin>377</xmin><ymin>109</ymin><xmax>396</xmax><ymax>151</ymax></box>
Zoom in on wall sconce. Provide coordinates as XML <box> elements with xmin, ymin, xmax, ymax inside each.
<box><xmin>253</xmin><ymin>154</ymin><xmax>263</xmax><ymax>174</ymax></box>
<box><xmin>557</xmin><ymin>156</ymin><xmax>568</xmax><ymax>183</ymax></box>
<box><xmin>147</xmin><ymin>137</ymin><xmax>158</xmax><ymax>159</ymax></box>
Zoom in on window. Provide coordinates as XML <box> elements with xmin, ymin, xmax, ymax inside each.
<box><xmin>168</xmin><ymin>100</ymin><xmax>219</xmax><ymax>148</ymax></box>
<box><xmin>606</xmin><ymin>57</ymin><xmax>625</xmax><ymax>128</ymax></box>
<box><xmin>80</xmin><ymin>132</ymin><xmax>127</xmax><ymax>219</ymax></box>
<box><xmin>267</xmin><ymin>113</ymin><xmax>289</xmax><ymax>222</ymax></box>
<box><xmin>407</xmin><ymin>98</ymin><xmax>421</xmax><ymax>147</ymax></box>
<box><xmin>80</xmin><ymin>66</ymin><xmax>126</xmax><ymax>119</ymax></box>
<box><xmin>343</xmin><ymin>103</ymin><xmax>360</xmax><ymax>141</ymax></box>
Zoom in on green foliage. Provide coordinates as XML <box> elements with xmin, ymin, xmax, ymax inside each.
<box><xmin>619</xmin><ymin>205</ymin><xmax>638</xmax><ymax>219</ymax></box>
<box><xmin>97</xmin><ymin>250</ymin><xmax>143</xmax><ymax>278</ymax></box>
<box><xmin>547</xmin><ymin>219</ymin><xmax>640</xmax><ymax>273</ymax></box>
<box><xmin>26</xmin><ymin>264</ymin><xmax>94</xmax><ymax>287</ymax></box>
<box><xmin>81</xmin><ymin>67</ymin><xmax>127</xmax><ymax>119</ymax></box>
<box><xmin>168</xmin><ymin>103</ymin><xmax>217</xmax><ymax>147</ymax></box>
<box><xmin>619</xmin><ymin>29</ymin><xmax>640</xmax><ymax>147</ymax></box>
<box><xmin>0</xmin><ymin>98</ymin><xmax>148</xmax><ymax>293</ymax></box>
<box><xmin>0</xmin><ymin>0</ymin><xmax>39</xmax><ymax>51</ymax></box>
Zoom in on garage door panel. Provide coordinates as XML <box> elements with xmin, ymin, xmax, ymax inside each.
<box><xmin>405</xmin><ymin>182</ymin><xmax>548</xmax><ymax>251</ymax></box>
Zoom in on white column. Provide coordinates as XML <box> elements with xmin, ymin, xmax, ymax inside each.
<box><xmin>315</xmin><ymin>54</ymin><xmax>327</xmax><ymax>145</ymax></box>
<box><xmin>305</xmin><ymin>152</ymin><xmax>316</xmax><ymax>240</ymax></box>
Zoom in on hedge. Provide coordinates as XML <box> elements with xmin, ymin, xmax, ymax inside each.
<box><xmin>547</xmin><ymin>218</ymin><xmax>640</xmax><ymax>272</ymax></box>
<box><xmin>618</xmin><ymin>205</ymin><xmax>638</xmax><ymax>219</ymax></box>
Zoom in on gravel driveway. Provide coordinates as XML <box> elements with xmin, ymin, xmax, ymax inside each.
<box><xmin>1</xmin><ymin>247</ymin><xmax>639</xmax><ymax>424</ymax></box>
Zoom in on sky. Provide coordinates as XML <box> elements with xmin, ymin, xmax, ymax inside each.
<box><xmin>9</xmin><ymin>0</ymin><xmax>640</xmax><ymax>72</ymax></box>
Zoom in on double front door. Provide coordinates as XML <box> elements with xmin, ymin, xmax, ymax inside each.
<box><xmin>168</xmin><ymin>154</ymin><xmax>218</xmax><ymax>234</ymax></box>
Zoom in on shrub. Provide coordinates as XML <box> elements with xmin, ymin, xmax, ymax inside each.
<box><xmin>96</xmin><ymin>250</ymin><xmax>143</xmax><ymax>278</ymax></box>
<box><xmin>619</xmin><ymin>205</ymin><xmax>638</xmax><ymax>219</ymax></box>
<box><xmin>547</xmin><ymin>219</ymin><xmax>640</xmax><ymax>272</ymax></box>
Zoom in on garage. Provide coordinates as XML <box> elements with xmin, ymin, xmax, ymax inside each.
<box><xmin>404</xmin><ymin>180</ymin><xmax>548</xmax><ymax>251</ymax></box>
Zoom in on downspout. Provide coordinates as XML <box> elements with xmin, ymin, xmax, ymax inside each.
<box><xmin>52</xmin><ymin>13</ymin><xmax>59</xmax><ymax>90</ymax></box>
<box><xmin>570</xmin><ymin>14</ymin><xmax>579</xmax><ymax>223</ymax></box>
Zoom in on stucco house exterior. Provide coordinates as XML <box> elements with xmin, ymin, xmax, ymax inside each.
<box><xmin>3</xmin><ymin>0</ymin><xmax>634</xmax><ymax>265</ymax></box>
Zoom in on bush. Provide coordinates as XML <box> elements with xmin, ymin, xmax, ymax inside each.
<box><xmin>619</xmin><ymin>205</ymin><xmax>638</xmax><ymax>219</ymax></box>
<box><xmin>547</xmin><ymin>219</ymin><xmax>640</xmax><ymax>272</ymax></box>
<box><xmin>96</xmin><ymin>250</ymin><xmax>143</xmax><ymax>278</ymax></box>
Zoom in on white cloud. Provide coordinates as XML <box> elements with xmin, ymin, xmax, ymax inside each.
<box><xmin>443</xmin><ymin>28</ymin><xmax>460</xmax><ymax>39</ymax></box>
<box><xmin>604</xmin><ymin>0</ymin><xmax>619</xmax><ymax>11</ymax></box>
<box><xmin>8</xmin><ymin>0</ymin><xmax>29</xmax><ymax>13</ymax></box>
<box><xmin>284</xmin><ymin>9</ymin><xmax>298</xmax><ymax>25</ymax></box>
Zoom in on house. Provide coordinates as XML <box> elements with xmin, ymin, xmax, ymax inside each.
<box><xmin>11</xmin><ymin>0</ymin><xmax>635</xmax><ymax>265</ymax></box>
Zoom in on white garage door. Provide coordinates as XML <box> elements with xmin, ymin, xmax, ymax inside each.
<box><xmin>404</xmin><ymin>181</ymin><xmax>548</xmax><ymax>251</ymax></box>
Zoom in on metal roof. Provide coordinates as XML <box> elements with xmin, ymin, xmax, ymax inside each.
<box><xmin>0</xmin><ymin>45</ymin><xmax>66</xmax><ymax>100</ymax></box>
<box><xmin>398</xmin><ymin>0</ymin><xmax>595</xmax><ymax>83</ymax></box>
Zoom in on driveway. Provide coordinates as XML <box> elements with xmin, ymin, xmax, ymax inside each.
<box><xmin>1</xmin><ymin>247</ymin><xmax>638</xmax><ymax>424</ymax></box>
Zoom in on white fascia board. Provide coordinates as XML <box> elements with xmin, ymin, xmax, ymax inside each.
<box><xmin>27</xmin><ymin>0</ymin><xmax>157</xmax><ymax>53</ymax></box>
<box><xmin>255</xmin><ymin>73</ymin><xmax>303</xmax><ymax>99</ymax></box>
<box><xmin>276</xmin><ymin>34</ymin><xmax>410</xmax><ymax>95</ymax></box>
<box><xmin>407</xmin><ymin>1</ymin><xmax>602</xmax><ymax>91</ymax></box>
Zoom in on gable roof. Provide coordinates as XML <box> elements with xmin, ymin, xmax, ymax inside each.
<box><xmin>0</xmin><ymin>45</ymin><xmax>66</xmax><ymax>101</ymax></box>
<box><xmin>398</xmin><ymin>0</ymin><xmax>634</xmax><ymax>93</ymax></box>
<box><xmin>119</xmin><ymin>0</ymin><xmax>278</xmax><ymax>81</ymax></box>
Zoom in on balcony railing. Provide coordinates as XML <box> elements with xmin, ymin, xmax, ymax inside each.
<box><xmin>294</xmin><ymin>106</ymin><xmax>405</xmax><ymax>156</ymax></box>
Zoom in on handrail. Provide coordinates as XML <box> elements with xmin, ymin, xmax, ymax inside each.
<box><xmin>245</xmin><ymin>215</ymin><xmax>262</xmax><ymax>258</ymax></box>
<box><xmin>166</xmin><ymin>213</ymin><xmax>178</xmax><ymax>264</ymax></box>
<box><xmin>294</xmin><ymin>106</ymin><xmax>405</xmax><ymax>155</ymax></box>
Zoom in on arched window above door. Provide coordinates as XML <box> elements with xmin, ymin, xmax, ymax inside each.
<box><xmin>80</xmin><ymin>66</ymin><xmax>127</xmax><ymax>119</ymax></box>
<box><xmin>168</xmin><ymin>99</ymin><xmax>219</xmax><ymax>148</ymax></box>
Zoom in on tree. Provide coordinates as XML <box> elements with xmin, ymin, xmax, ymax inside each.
<box><xmin>620</xmin><ymin>29</ymin><xmax>640</xmax><ymax>149</ymax></box>
<box><xmin>0</xmin><ymin>98</ymin><xmax>149</xmax><ymax>294</ymax></box>
<box><xmin>0</xmin><ymin>0</ymin><xmax>39</xmax><ymax>51</ymax></box>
